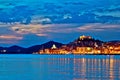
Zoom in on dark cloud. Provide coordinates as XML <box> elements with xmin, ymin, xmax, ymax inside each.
<box><xmin>97</xmin><ymin>16</ymin><xmax>120</xmax><ymax>23</ymax></box>
<box><xmin>95</xmin><ymin>6</ymin><xmax>120</xmax><ymax>12</ymax></box>
<box><xmin>1</xmin><ymin>1</ymin><xmax>119</xmax><ymax>24</ymax></box>
<box><xmin>52</xmin><ymin>13</ymin><xmax>98</xmax><ymax>24</ymax></box>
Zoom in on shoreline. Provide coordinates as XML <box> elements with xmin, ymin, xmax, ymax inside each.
<box><xmin>1</xmin><ymin>53</ymin><xmax>120</xmax><ymax>55</ymax></box>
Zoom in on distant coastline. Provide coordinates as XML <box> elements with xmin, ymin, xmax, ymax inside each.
<box><xmin>0</xmin><ymin>35</ymin><xmax>120</xmax><ymax>54</ymax></box>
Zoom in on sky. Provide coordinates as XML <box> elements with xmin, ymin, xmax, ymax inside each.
<box><xmin>0</xmin><ymin>0</ymin><xmax>120</xmax><ymax>47</ymax></box>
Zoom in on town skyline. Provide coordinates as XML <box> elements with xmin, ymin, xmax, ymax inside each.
<box><xmin>0</xmin><ymin>35</ymin><xmax>120</xmax><ymax>54</ymax></box>
<box><xmin>38</xmin><ymin>35</ymin><xmax>120</xmax><ymax>54</ymax></box>
<box><xmin>0</xmin><ymin>35</ymin><xmax>120</xmax><ymax>47</ymax></box>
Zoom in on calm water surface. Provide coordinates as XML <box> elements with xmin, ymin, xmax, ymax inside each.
<box><xmin>0</xmin><ymin>54</ymin><xmax>120</xmax><ymax>80</ymax></box>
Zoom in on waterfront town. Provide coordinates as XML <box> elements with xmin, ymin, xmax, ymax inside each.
<box><xmin>0</xmin><ymin>35</ymin><xmax>120</xmax><ymax>54</ymax></box>
<box><xmin>38</xmin><ymin>35</ymin><xmax>120</xmax><ymax>54</ymax></box>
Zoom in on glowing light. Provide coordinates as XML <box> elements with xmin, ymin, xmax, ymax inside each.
<box><xmin>97</xmin><ymin>50</ymin><xmax>101</xmax><ymax>53</ymax></box>
<box><xmin>51</xmin><ymin>44</ymin><xmax>57</xmax><ymax>49</ymax></box>
<box><xmin>80</xmin><ymin>35</ymin><xmax>92</xmax><ymax>40</ymax></box>
<box><xmin>87</xmin><ymin>47</ymin><xmax>91</xmax><ymax>51</ymax></box>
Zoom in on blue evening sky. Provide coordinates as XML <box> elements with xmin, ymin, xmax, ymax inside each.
<box><xmin>0</xmin><ymin>0</ymin><xmax>120</xmax><ymax>47</ymax></box>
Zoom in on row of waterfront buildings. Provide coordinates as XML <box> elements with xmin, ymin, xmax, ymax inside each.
<box><xmin>38</xmin><ymin>44</ymin><xmax>120</xmax><ymax>54</ymax></box>
<box><xmin>38</xmin><ymin>35</ymin><xmax>120</xmax><ymax>54</ymax></box>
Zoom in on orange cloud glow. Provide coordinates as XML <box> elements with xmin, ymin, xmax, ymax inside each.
<box><xmin>0</xmin><ymin>35</ymin><xmax>23</xmax><ymax>40</ymax></box>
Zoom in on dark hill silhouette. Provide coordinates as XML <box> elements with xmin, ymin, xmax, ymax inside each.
<box><xmin>26</xmin><ymin>41</ymin><xmax>64</xmax><ymax>53</ymax></box>
<box><xmin>0</xmin><ymin>41</ymin><xmax>64</xmax><ymax>53</ymax></box>
<box><xmin>6</xmin><ymin>45</ymin><xmax>26</xmax><ymax>53</ymax></box>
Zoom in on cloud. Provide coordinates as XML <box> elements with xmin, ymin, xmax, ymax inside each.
<box><xmin>96</xmin><ymin>15</ymin><xmax>120</xmax><ymax>23</ymax></box>
<box><xmin>36</xmin><ymin>33</ymin><xmax>47</xmax><ymax>36</ymax></box>
<box><xmin>0</xmin><ymin>34</ymin><xmax>23</xmax><ymax>44</ymax></box>
<box><xmin>11</xmin><ymin>23</ymin><xmax>79</xmax><ymax>35</ymax></box>
<box><xmin>11</xmin><ymin>24</ymin><xmax>46</xmax><ymax>34</ymax></box>
<box><xmin>0</xmin><ymin>0</ymin><xmax>119</xmax><ymax>25</ymax></box>
<box><xmin>0</xmin><ymin>0</ymin><xmax>93</xmax><ymax>24</ymax></box>
<box><xmin>94</xmin><ymin>11</ymin><xmax>120</xmax><ymax>17</ymax></box>
<box><xmin>77</xmin><ymin>23</ymin><xmax>120</xmax><ymax>32</ymax></box>
<box><xmin>11</xmin><ymin>23</ymin><xmax>120</xmax><ymax>36</ymax></box>
<box><xmin>31</xmin><ymin>16</ymin><xmax>52</xmax><ymax>24</ymax></box>
<box><xmin>93</xmin><ymin>5</ymin><xmax>120</xmax><ymax>17</ymax></box>
<box><xmin>0</xmin><ymin>35</ymin><xmax>22</xmax><ymax>40</ymax></box>
<box><xmin>0</xmin><ymin>22</ymin><xmax>12</xmax><ymax>27</ymax></box>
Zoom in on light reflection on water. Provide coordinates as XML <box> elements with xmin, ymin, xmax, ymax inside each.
<box><xmin>0</xmin><ymin>55</ymin><xmax>120</xmax><ymax>80</ymax></box>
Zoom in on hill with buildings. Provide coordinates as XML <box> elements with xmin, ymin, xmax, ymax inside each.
<box><xmin>26</xmin><ymin>41</ymin><xmax>64</xmax><ymax>53</ymax></box>
<box><xmin>67</xmin><ymin>35</ymin><xmax>103</xmax><ymax>48</ymax></box>
<box><xmin>38</xmin><ymin>35</ymin><xmax>120</xmax><ymax>54</ymax></box>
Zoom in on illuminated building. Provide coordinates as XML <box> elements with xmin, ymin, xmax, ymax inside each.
<box><xmin>80</xmin><ymin>35</ymin><xmax>92</xmax><ymax>40</ymax></box>
<box><xmin>51</xmin><ymin>44</ymin><xmax>57</xmax><ymax>49</ymax></box>
<box><xmin>1</xmin><ymin>50</ymin><xmax>7</xmax><ymax>53</ymax></box>
<box><xmin>38</xmin><ymin>43</ymin><xmax>120</xmax><ymax>54</ymax></box>
<box><xmin>72</xmin><ymin>47</ymin><xmax>93</xmax><ymax>54</ymax></box>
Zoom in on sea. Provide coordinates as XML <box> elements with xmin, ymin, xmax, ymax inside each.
<box><xmin>0</xmin><ymin>54</ymin><xmax>120</xmax><ymax>80</ymax></box>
